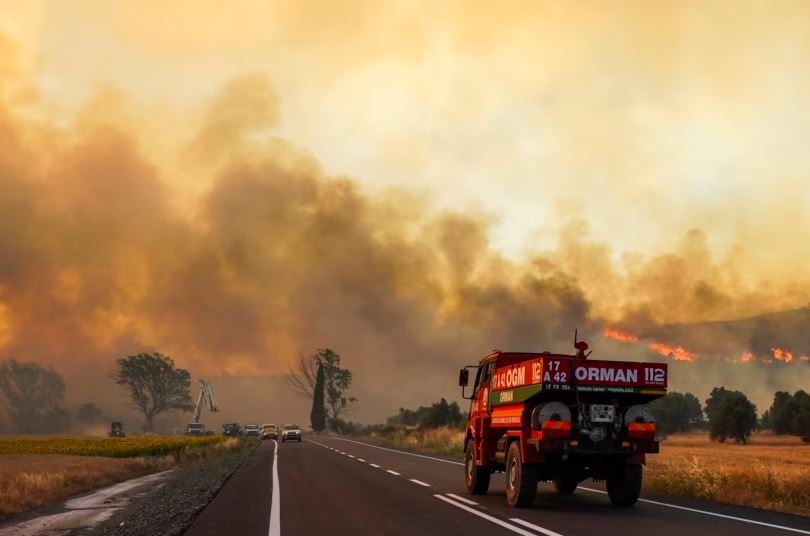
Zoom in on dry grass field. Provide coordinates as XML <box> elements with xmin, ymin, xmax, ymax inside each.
<box><xmin>0</xmin><ymin>437</ymin><xmax>244</xmax><ymax>520</ymax></box>
<box><xmin>0</xmin><ymin>454</ymin><xmax>171</xmax><ymax>519</ymax></box>
<box><xmin>647</xmin><ymin>434</ymin><xmax>810</xmax><ymax>516</ymax></box>
<box><xmin>366</xmin><ymin>428</ymin><xmax>810</xmax><ymax>516</ymax></box>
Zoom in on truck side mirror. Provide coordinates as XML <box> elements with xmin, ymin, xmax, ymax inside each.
<box><xmin>459</xmin><ymin>368</ymin><xmax>469</xmax><ymax>387</ymax></box>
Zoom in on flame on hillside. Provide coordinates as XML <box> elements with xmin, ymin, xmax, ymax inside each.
<box><xmin>602</xmin><ymin>327</ymin><xmax>638</xmax><ymax>342</ymax></box>
<box><xmin>647</xmin><ymin>342</ymin><xmax>696</xmax><ymax>362</ymax></box>
<box><xmin>771</xmin><ymin>347</ymin><xmax>794</xmax><ymax>363</ymax></box>
<box><xmin>602</xmin><ymin>326</ymin><xmax>810</xmax><ymax>366</ymax></box>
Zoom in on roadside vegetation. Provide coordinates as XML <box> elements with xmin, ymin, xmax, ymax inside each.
<box><xmin>0</xmin><ymin>437</ymin><xmax>249</xmax><ymax>520</ymax></box>
<box><xmin>0</xmin><ymin>435</ymin><xmax>228</xmax><ymax>457</ymax></box>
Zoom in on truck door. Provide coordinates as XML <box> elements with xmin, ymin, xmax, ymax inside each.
<box><xmin>471</xmin><ymin>360</ymin><xmax>496</xmax><ymax>463</ymax></box>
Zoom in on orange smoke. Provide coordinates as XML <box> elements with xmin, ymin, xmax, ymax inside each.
<box><xmin>740</xmin><ymin>352</ymin><xmax>754</xmax><ymax>363</ymax></box>
<box><xmin>770</xmin><ymin>347</ymin><xmax>794</xmax><ymax>363</ymax></box>
<box><xmin>648</xmin><ymin>342</ymin><xmax>696</xmax><ymax>362</ymax></box>
<box><xmin>603</xmin><ymin>327</ymin><xmax>639</xmax><ymax>342</ymax></box>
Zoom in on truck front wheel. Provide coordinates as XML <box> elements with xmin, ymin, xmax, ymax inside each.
<box><xmin>505</xmin><ymin>442</ymin><xmax>537</xmax><ymax>507</ymax></box>
<box><xmin>464</xmin><ymin>441</ymin><xmax>491</xmax><ymax>494</ymax></box>
<box><xmin>607</xmin><ymin>464</ymin><xmax>642</xmax><ymax>507</ymax></box>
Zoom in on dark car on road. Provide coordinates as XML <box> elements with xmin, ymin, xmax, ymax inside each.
<box><xmin>222</xmin><ymin>422</ymin><xmax>242</xmax><ymax>437</ymax></box>
<box><xmin>281</xmin><ymin>424</ymin><xmax>302</xmax><ymax>442</ymax></box>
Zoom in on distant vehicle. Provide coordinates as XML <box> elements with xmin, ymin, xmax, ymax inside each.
<box><xmin>244</xmin><ymin>424</ymin><xmax>260</xmax><ymax>438</ymax></box>
<box><xmin>222</xmin><ymin>422</ymin><xmax>242</xmax><ymax>437</ymax></box>
<box><xmin>108</xmin><ymin>421</ymin><xmax>125</xmax><ymax>438</ymax></box>
<box><xmin>261</xmin><ymin>424</ymin><xmax>278</xmax><ymax>440</ymax></box>
<box><xmin>186</xmin><ymin>423</ymin><xmax>208</xmax><ymax>436</ymax></box>
<box><xmin>281</xmin><ymin>424</ymin><xmax>302</xmax><ymax>442</ymax></box>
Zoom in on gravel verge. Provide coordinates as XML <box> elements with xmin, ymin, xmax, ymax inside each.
<box><xmin>74</xmin><ymin>441</ymin><xmax>257</xmax><ymax>536</ymax></box>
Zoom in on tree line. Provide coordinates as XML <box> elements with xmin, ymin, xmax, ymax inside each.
<box><xmin>0</xmin><ymin>347</ymin><xmax>358</xmax><ymax>434</ymax></box>
<box><xmin>651</xmin><ymin>387</ymin><xmax>810</xmax><ymax>443</ymax></box>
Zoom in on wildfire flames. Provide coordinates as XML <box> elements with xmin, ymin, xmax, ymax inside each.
<box><xmin>602</xmin><ymin>327</ymin><xmax>638</xmax><ymax>342</ymax></box>
<box><xmin>771</xmin><ymin>347</ymin><xmax>794</xmax><ymax>363</ymax></box>
<box><xmin>603</xmin><ymin>327</ymin><xmax>806</xmax><ymax>366</ymax></box>
<box><xmin>647</xmin><ymin>342</ymin><xmax>696</xmax><ymax>362</ymax></box>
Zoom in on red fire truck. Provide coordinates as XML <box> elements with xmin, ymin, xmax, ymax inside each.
<box><xmin>458</xmin><ymin>340</ymin><xmax>666</xmax><ymax>507</ymax></box>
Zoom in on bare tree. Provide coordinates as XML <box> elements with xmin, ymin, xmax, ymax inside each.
<box><xmin>286</xmin><ymin>349</ymin><xmax>355</xmax><ymax>425</ymax></box>
<box><xmin>285</xmin><ymin>352</ymin><xmax>318</xmax><ymax>399</ymax></box>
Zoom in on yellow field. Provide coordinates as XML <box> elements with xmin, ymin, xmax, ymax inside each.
<box><xmin>0</xmin><ymin>435</ymin><xmax>227</xmax><ymax>458</ymax></box>
<box><xmin>647</xmin><ymin>434</ymin><xmax>810</xmax><ymax>516</ymax></box>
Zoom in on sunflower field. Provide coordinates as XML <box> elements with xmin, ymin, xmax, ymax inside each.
<box><xmin>0</xmin><ymin>435</ymin><xmax>227</xmax><ymax>458</ymax></box>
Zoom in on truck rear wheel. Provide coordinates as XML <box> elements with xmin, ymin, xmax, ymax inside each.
<box><xmin>465</xmin><ymin>441</ymin><xmax>491</xmax><ymax>494</ymax></box>
<box><xmin>607</xmin><ymin>464</ymin><xmax>642</xmax><ymax>507</ymax></box>
<box><xmin>505</xmin><ymin>442</ymin><xmax>537</xmax><ymax>507</ymax></box>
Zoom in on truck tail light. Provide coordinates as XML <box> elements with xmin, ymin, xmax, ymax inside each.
<box><xmin>541</xmin><ymin>419</ymin><xmax>571</xmax><ymax>438</ymax></box>
<box><xmin>627</xmin><ymin>421</ymin><xmax>656</xmax><ymax>440</ymax></box>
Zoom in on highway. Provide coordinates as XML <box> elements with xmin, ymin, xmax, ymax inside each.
<box><xmin>185</xmin><ymin>437</ymin><xmax>810</xmax><ymax>536</ymax></box>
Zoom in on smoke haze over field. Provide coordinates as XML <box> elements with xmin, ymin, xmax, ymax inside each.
<box><xmin>1</xmin><ymin>2</ymin><xmax>810</xmax><ymax>426</ymax></box>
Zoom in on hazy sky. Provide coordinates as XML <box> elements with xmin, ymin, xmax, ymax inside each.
<box><xmin>1</xmin><ymin>1</ymin><xmax>809</xmax><ymax>424</ymax></box>
<box><xmin>4</xmin><ymin>1</ymin><xmax>810</xmax><ymax>261</ymax></box>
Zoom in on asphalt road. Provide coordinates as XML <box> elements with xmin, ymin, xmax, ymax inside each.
<box><xmin>185</xmin><ymin>437</ymin><xmax>810</xmax><ymax>536</ymax></box>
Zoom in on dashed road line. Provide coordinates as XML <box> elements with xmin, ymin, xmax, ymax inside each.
<box><xmin>409</xmin><ymin>479</ymin><xmax>431</xmax><ymax>487</ymax></box>
<box><xmin>369</xmin><ymin>463</ymin><xmax>380</xmax><ymax>468</ymax></box>
<box><xmin>446</xmin><ymin>493</ymin><xmax>477</xmax><ymax>506</ymax></box>
<box><xmin>509</xmin><ymin>518</ymin><xmax>565</xmax><ymax>536</ymax></box>
<box><xmin>320</xmin><ymin>436</ymin><xmax>464</xmax><ymax>465</ymax></box>
<box><xmin>386</xmin><ymin>470</ymin><xmax>401</xmax><ymax>476</ymax></box>
<box><xmin>434</xmin><ymin>495</ymin><xmax>540</xmax><ymax>536</ymax></box>
<box><xmin>357</xmin><ymin>458</ymin><xmax>365</xmax><ymax>462</ymax></box>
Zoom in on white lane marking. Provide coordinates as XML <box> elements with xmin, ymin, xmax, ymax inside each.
<box><xmin>434</xmin><ymin>495</ymin><xmax>539</xmax><ymax>536</ymax></box>
<box><xmin>510</xmin><ymin>518</ymin><xmax>565</xmax><ymax>536</ymax></box>
<box><xmin>369</xmin><ymin>463</ymin><xmax>380</xmax><ymax>468</ymax></box>
<box><xmin>340</xmin><ymin>451</ymin><xmax>346</xmax><ymax>455</ymax></box>
<box><xmin>577</xmin><ymin>487</ymin><xmax>810</xmax><ymax>535</ymax></box>
<box><xmin>409</xmin><ymin>479</ymin><xmax>431</xmax><ymax>487</ymax></box>
<box><xmin>446</xmin><ymin>493</ymin><xmax>478</xmax><ymax>506</ymax></box>
<box><xmin>322</xmin><ymin>437</ymin><xmax>463</xmax><ymax>465</ymax></box>
<box><xmin>357</xmin><ymin>458</ymin><xmax>366</xmax><ymax>462</ymax></box>
<box><xmin>348</xmin><ymin>454</ymin><xmax>355</xmax><ymax>458</ymax></box>
<box><xmin>386</xmin><ymin>470</ymin><xmax>401</xmax><ymax>476</ymax></box>
<box><xmin>268</xmin><ymin>440</ymin><xmax>280</xmax><ymax>536</ymax></box>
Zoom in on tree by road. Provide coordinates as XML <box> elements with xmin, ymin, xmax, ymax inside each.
<box><xmin>112</xmin><ymin>353</ymin><xmax>194</xmax><ymax>431</ymax></box>
<box><xmin>705</xmin><ymin>387</ymin><xmax>757</xmax><ymax>443</ymax></box>
<box><xmin>0</xmin><ymin>359</ymin><xmax>71</xmax><ymax>433</ymax></box>
<box><xmin>649</xmin><ymin>391</ymin><xmax>704</xmax><ymax>436</ymax></box>
<box><xmin>287</xmin><ymin>348</ymin><xmax>355</xmax><ymax>428</ymax></box>
<box><xmin>310</xmin><ymin>363</ymin><xmax>326</xmax><ymax>432</ymax></box>
<box><xmin>762</xmin><ymin>390</ymin><xmax>810</xmax><ymax>442</ymax></box>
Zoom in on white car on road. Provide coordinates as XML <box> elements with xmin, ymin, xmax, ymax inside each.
<box><xmin>281</xmin><ymin>424</ymin><xmax>302</xmax><ymax>442</ymax></box>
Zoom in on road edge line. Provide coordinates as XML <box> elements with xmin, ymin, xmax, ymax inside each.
<box><xmin>577</xmin><ymin>487</ymin><xmax>810</xmax><ymax>535</ymax></box>
<box><xmin>268</xmin><ymin>440</ymin><xmax>280</xmax><ymax>536</ymax></box>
